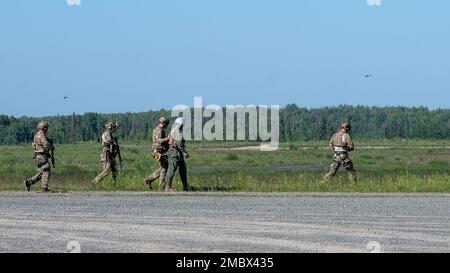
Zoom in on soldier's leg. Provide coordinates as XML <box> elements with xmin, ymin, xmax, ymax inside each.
<box><xmin>29</xmin><ymin>155</ymin><xmax>49</xmax><ymax>185</ymax></box>
<box><xmin>178</xmin><ymin>160</ymin><xmax>188</xmax><ymax>191</ymax></box>
<box><xmin>145</xmin><ymin>161</ymin><xmax>161</xmax><ymax>186</ymax></box>
<box><xmin>158</xmin><ymin>158</ymin><xmax>168</xmax><ymax>191</ymax></box>
<box><xmin>95</xmin><ymin>161</ymin><xmax>111</xmax><ymax>183</ymax></box>
<box><xmin>165</xmin><ymin>158</ymin><xmax>179</xmax><ymax>190</ymax></box>
<box><xmin>41</xmin><ymin>164</ymin><xmax>51</xmax><ymax>189</ymax></box>
<box><xmin>29</xmin><ymin>169</ymin><xmax>43</xmax><ymax>185</ymax></box>
<box><xmin>343</xmin><ymin>159</ymin><xmax>356</xmax><ymax>183</ymax></box>
<box><xmin>146</xmin><ymin>168</ymin><xmax>160</xmax><ymax>182</ymax></box>
<box><xmin>323</xmin><ymin>156</ymin><xmax>342</xmax><ymax>180</ymax></box>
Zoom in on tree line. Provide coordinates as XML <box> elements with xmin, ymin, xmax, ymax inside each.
<box><xmin>0</xmin><ymin>105</ymin><xmax>448</xmax><ymax>145</ymax></box>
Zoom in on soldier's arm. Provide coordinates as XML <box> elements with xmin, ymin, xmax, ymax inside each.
<box><xmin>102</xmin><ymin>132</ymin><xmax>113</xmax><ymax>152</ymax></box>
<box><xmin>172</xmin><ymin>130</ymin><xmax>183</xmax><ymax>146</ymax></box>
<box><xmin>345</xmin><ymin>134</ymin><xmax>354</xmax><ymax>151</ymax></box>
<box><xmin>328</xmin><ymin>135</ymin><xmax>334</xmax><ymax>152</ymax></box>
<box><xmin>41</xmin><ymin>134</ymin><xmax>53</xmax><ymax>153</ymax></box>
<box><xmin>155</xmin><ymin>130</ymin><xmax>169</xmax><ymax>144</ymax></box>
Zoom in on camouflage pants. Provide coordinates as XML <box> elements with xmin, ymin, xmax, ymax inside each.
<box><xmin>165</xmin><ymin>149</ymin><xmax>188</xmax><ymax>191</ymax></box>
<box><xmin>324</xmin><ymin>152</ymin><xmax>356</xmax><ymax>183</ymax></box>
<box><xmin>95</xmin><ymin>153</ymin><xmax>117</xmax><ymax>183</ymax></box>
<box><xmin>145</xmin><ymin>156</ymin><xmax>168</xmax><ymax>190</ymax></box>
<box><xmin>28</xmin><ymin>154</ymin><xmax>51</xmax><ymax>189</ymax></box>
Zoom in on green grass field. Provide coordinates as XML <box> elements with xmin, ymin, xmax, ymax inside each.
<box><xmin>0</xmin><ymin>139</ymin><xmax>449</xmax><ymax>192</ymax></box>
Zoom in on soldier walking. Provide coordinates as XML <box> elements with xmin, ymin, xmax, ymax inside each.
<box><xmin>144</xmin><ymin>117</ymin><xmax>170</xmax><ymax>190</ymax></box>
<box><xmin>94</xmin><ymin>121</ymin><xmax>119</xmax><ymax>183</ymax></box>
<box><xmin>24</xmin><ymin>121</ymin><xmax>55</xmax><ymax>192</ymax></box>
<box><xmin>323</xmin><ymin>122</ymin><xmax>357</xmax><ymax>183</ymax></box>
<box><xmin>164</xmin><ymin>117</ymin><xmax>190</xmax><ymax>192</ymax></box>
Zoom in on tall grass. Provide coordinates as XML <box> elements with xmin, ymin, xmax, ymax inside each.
<box><xmin>0</xmin><ymin>140</ymin><xmax>448</xmax><ymax>192</ymax></box>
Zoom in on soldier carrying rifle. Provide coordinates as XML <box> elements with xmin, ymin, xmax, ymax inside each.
<box><xmin>323</xmin><ymin>122</ymin><xmax>357</xmax><ymax>183</ymax></box>
<box><xmin>23</xmin><ymin>121</ymin><xmax>55</xmax><ymax>192</ymax></box>
<box><xmin>144</xmin><ymin>117</ymin><xmax>170</xmax><ymax>191</ymax></box>
<box><xmin>94</xmin><ymin>121</ymin><xmax>120</xmax><ymax>183</ymax></box>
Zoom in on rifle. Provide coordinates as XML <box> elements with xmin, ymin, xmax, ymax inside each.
<box><xmin>114</xmin><ymin>137</ymin><xmax>123</xmax><ymax>170</ymax></box>
<box><xmin>49</xmin><ymin>138</ymin><xmax>55</xmax><ymax>168</ymax></box>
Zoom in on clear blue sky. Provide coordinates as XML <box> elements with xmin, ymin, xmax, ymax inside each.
<box><xmin>1</xmin><ymin>0</ymin><xmax>449</xmax><ymax>117</ymax></box>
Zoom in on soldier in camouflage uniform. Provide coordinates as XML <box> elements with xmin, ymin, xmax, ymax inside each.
<box><xmin>94</xmin><ymin>121</ymin><xmax>119</xmax><ymax>183</ymax></box>
<box><xmin>323</xmin><ymin>122</ymin><xmax>357</xmax><ymax>183</ymax></box>
<box><xmin>164</xmin><ymin>117</ymin><xmax>190</xmax><ymax>192</ymax></box>
<box><xmin>23</xmin><ymin>121</ymin><xmax>55</xmax><ymax>192</ymax></box>
<box><xmin>144</xmin><ymin>117</ymin><xmax>170</xmax><ymax>190</ymax></box>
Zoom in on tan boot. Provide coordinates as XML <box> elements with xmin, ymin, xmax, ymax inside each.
<box><xmin>94</xmin><ymin>176</ymin><xmax>101</xmax><ymax>183</ymax></box>
<box><xmin>348</xmin><ymin>171</ymin><xmax>357</xmax><ymax>183</ymax></box>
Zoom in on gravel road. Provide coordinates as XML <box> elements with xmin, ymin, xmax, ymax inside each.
<box><xmin>0</xmin><ymin>192</ymin><xmax>449</xmax><ymax>253</ymax></box>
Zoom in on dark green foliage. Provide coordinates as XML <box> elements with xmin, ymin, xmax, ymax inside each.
<box><xmin>0</xmin><ymin>105</ymin><xmax>449</xmax><ymax>145</ymax></box>
<box><xmin>280</xmin><ymin>105</ymin><xmax>450</xmax><ymax>141</ymax></box>
<box><xmin>0</xmin><ymin>110</ymin><xmax>171</xmax><ymax>145</ymax></box>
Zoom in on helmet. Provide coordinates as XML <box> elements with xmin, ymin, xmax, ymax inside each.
<box><xmin>174</xmin><ymin>117</ymin><xmax>184</xmax><ymax>126</ymax></box>
<box><xmin>37</xmin><ymin>121</ymin><xmax>49</xmax><ymax>130</ymax></box>
<box><xmin>159</xmin><ymin>117</ymin><xmax>169</xmax><ymax>125</ymax></box>
<box><xmin>105</xmin><ymin>121</ymin><xmax>118</xmax><ymax>130</ymax></box>
<box><xmin>341</xmin><ymin>122</ymin><xmax>351</xmax><ymax>130</ymax></box>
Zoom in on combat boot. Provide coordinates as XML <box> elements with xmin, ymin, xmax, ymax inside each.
<box><xmin>322</xmin><ymin>174</ymin><xmax>333</xmax><ymax>182</ymax></box>
<box><xmin>158</xmin><ymin>181</ymin><xmax>167</xmax><ymax>192</ymax></box>
<box><xmin>144</xmin><ymin>178</ymin><xmax>153</xmax><ymax>189</ymax></box>
<box><xmin>348</xmin><ymin>172</ymin><xmax>357</xmax><ymax>184</ymax></box>
<box><xmin>23</xmin><ymin>180</ymin><xmax>32</xmax><ymax>192</ymax></box>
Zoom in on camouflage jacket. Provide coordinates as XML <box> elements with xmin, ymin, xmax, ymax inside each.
<box><xmin>329</xmin><ymin>131</ymin><xmax>354</xmax><ymax>152</ymax></box>
<box><xmin>152</xmin><ymin>126</ymin><xmax>169</xmax><ymax>152</ymax></box>
<box><xmin>101</xmin><ymin>130</ymin><xmax>117</xmax><ymax>155</ymax></box>
<box><xmin>32</xmin><ymin>130</ymin><xmax>53</xmax><ymax>155</ymax></box>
